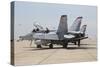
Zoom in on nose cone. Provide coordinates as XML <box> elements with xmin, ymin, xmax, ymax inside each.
<box><xmin>19</xmin><ymin>33</ymin><xmax>33</xmax><ymax>40</ymax></box>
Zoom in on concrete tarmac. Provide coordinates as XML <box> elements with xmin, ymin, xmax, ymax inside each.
<box><xmin>14</xmin><ymin>38</ymin><xmax>97</xmax><ymax>66</ymax></box>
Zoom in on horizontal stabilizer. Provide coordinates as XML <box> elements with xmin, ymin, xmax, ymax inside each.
<box><xmin>64</xmin><ymin>34</ymin><xmax>75</xmax><ymax>39</ymax></box>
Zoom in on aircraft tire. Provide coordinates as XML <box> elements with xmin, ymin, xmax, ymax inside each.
<box><xmin>74</xmin><ymin>42</ymin><xmax>77</xmax><ymax>45</ymax></box>
<box><xmin>78</xmin><ymin>40</ymin><xmax>80</xmax><ymax>47</ymax></box>
<box><xmin>37</xmin><ymin>45</ymin><xmax>42</xmax><ymax>48</ymax></box>
<box><xmin>49</xmin><ymin>44</ymin><xmax>53</xmax><ymax>48</ymax></box>
<box><xmin>63</xmin><ymin>43</ymin><xmax>68</xmax><ymax>48</ymax></box>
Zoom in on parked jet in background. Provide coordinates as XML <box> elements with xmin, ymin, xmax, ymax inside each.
<box><xmin>18</xmin><ymin>15</ymin><xmax>88</xmax><ymax>48</ymax></box>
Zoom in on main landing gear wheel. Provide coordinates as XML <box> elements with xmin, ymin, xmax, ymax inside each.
<box><xmin>74</xmin><ymin>42</ymin><xmax>77</xmax><ymax>45</ymax></box>
<box><xmin>49</xmin><ymin>44</ymin><xmax>53</xmax><ymax>48</ymax></box>
<box><xmin>63</xmin><ymin>43</ymin><xmax>68</xmax><ymax>48</ymax></box>
<box><xmin>78</xmin><ymin>40</ymin><xmax>80</xmax><ymax>47</ymax></box>
<box><xmin>37</xmin><ymin>45</ymin><xmax>42</xmax><ymax>48</ymax></box>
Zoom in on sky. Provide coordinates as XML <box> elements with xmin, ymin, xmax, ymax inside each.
<box><xmin>14</xmin><ymin>1</ymin><xmax>97</xmax><ymax>39</ymax></box>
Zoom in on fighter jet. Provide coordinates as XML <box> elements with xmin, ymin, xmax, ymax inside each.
<box><xmin>18</xmin><ymin>15</ymin><xmax>88</xmax><ymax>48</ymax></box>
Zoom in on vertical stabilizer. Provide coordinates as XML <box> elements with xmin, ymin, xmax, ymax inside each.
<box><xmin>57</xmin><ymin>15</ymin><xmax>68</xmax><ymax>34</ymax></box>
<box><xmin>80</xmin><ymin>25</ymin><xmax>87</xmax><ymax>33</ymax></box>
<box><xmin>57</xmin><ymin>15</ymin><xmax>68</xmax><ymax>40</ymax></box>
<box><xmin>69</xmin><ymin>17</ymin><xmax>83</xmax><ymax>31</ymax></box>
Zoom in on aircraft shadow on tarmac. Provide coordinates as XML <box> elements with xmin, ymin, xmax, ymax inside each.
<box><xmin>24</xmin><ymin>44</ymin><xmax>96</xmax><ymax>51</ymax></box>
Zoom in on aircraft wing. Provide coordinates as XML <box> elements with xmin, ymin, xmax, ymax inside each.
<box><xmin>33</xmin><ymin>32</ymin><xmax>76</xmax><ymax>40</ymax></box>
<box><xmin>33</xmin><ymin>32</ymin><xmax>59</xmax><ymax>40</ymax></box>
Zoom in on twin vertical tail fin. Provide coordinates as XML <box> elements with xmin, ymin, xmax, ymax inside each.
<box><xmin>69</xmin><ymin>16</ymin><xmax>83</xmax><ymax>31</ymax></box>
<box><xmin>80</xmin><ymin>25</ymin><xmax>87</xmax><ymax>33</ymax></box>
<box><xmin>80</xmin><ymin>25</ymin><xmax>87</xmax><ymax>37</ymax></box>
<box><xmin>57</xmin><ymin>15</ymin><xmax>68</xmax><ymax>40</ymax></box>
<box><xmin>57</xmin><ymin>15</ymin><xmax>68</xmax><ymax>34</ymax></box>
<box><xmin>56</xmin><ymin>15</ymin><xmax>84</xmax><ymax>39</ymax></box>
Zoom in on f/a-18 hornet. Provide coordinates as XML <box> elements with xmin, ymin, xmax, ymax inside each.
<box><xmin>19</xmin><ymin>15</ymin><xmax>88</xmax><ymax>48</ymax></box>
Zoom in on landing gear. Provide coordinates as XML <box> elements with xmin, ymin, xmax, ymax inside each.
<box><xmin>63</xmin><ymin>42</ymin><xmax>68</xmax><ymax>48</ymax></box>
<box><xmin>37</xmin><ymin>45</ymin><xmax>42</xmax><ymax>48</ymax></box>
<box><xmin>74</xmin><ymin>42</ymin><xmax>77</xmax><ymax>45</ymax></box>
<box><xmin>49</xmin><ymin>44</ymin><xmax>53</xmax><ymax>48</ymax></box>
<box><xmin>78</xmin><ymin>40</ymin><xmax>80</xmax><ymax>47</ymax></box>
<box><xmin>30</xmin><ymin>40</ymin><xmax>33</xmax><ymax>47</ymax></box>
